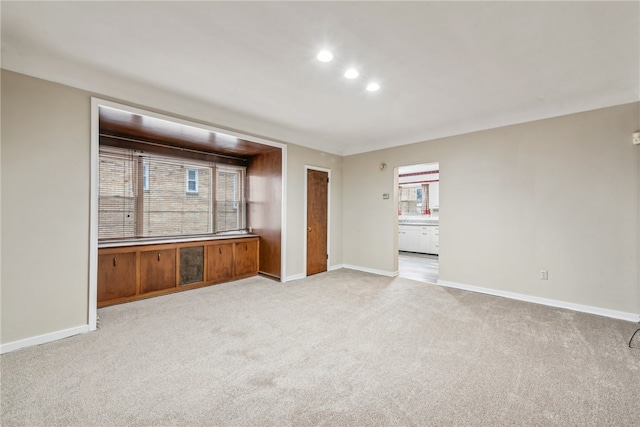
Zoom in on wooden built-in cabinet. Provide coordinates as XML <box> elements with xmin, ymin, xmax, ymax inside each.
<box><xmin>206</xmin><ymin>243</ymin><xmax>233</xmax><ymax>283</ymax></box>
<box><xmin>98</xmin><ymin>237</ymin><xmax>259</xmax><ymax>307</ymax></box>
<box><xmin>234</xmin><ymin>239</ymin><xmax>258</xmax><ymax>277</ymax></box>
<box><xmin>97</xmin><ymin>251</ymin><xmax>136</xmax><ymax>301</ymax></box>
<box><xmin>140</xmin><ymin>248</ymin><xmax>176</xmax><ymax>294</ymax></box>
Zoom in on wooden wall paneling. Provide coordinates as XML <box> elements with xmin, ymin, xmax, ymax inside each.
<box><xmin>247</xmin><ymin>148</ymin><xmax>282</xmax><ymax>279</ymax></box>
<box><xmin>175</xmin><ymin>247</ymin><xmax>181</xmax><ymax>289</ymax></box>
<box><xmin>99</xmin><ymin>107</ymin><xmax>276</xmax><ymax>158</ymax></box>
<box><xmin>99</xmin><ymin>135</ymin><xmax>247</xmax><ymax>167</ymax></box>
<box><xmin>136</xmin><ymin>248</ymin><xmax>141</xmax><ymax>296</ymax></box>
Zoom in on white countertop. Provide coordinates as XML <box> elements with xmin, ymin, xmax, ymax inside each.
<box><xmin>399</xmin><ymin>217</ymin><xmax>439</xmax><ymax>225</ymax></box>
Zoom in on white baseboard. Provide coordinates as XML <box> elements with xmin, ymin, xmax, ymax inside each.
<box><xmin>286</xmin><ymin>265</ymin><xmax>358</xmax><ymax>280</ymax></box>
<box><xmin>284</xmin><ymin>273</ymin><xmax>306</xmax><ymax>282</ymax></box>
<box><xmin>0</xmin><ymin>324</ymin><xmax>90</xmax><ymax>354</ymax></box>
<box><xmin>437</xmin><ymin>280</ymin><xmax>640</xmax><ymax>323</ymax></box>
<box><xmin>343</xmin><ymin>264</ymin><xmax>399</xmax><ymax>277</ymax></box>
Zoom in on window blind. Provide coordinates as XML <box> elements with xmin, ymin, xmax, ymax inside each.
<box><xmin>98</xmin><ymin>149</ymin><xmax>137</xmax><ymax>239</ymax></box>
<box><xmin>98</xmin><ymin>146</ymin><xmax>246</xmax><ymax>240</ymax></box>
<box><xmin>143</xmin><ymin>158</ymin><xmax>212</xmax><ymax>236</ymax></box>
<box><xmin>215</xmin><ymin>166</ymin><xmax>246</xmax><ymax>233</ymax></box>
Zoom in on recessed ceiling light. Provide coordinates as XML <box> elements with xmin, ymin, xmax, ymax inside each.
<box><xmin>366</xmin><ymin>82</ymin><xmax>381</xmax><ymax>92</ymax></box>
<box><xmin>344</xmin><ymin>69</ymin><xmax>359</xmax><ymax>79</ymax></box>
<box><xmin>317</xmin><ymin>50</ymin><xmax>333</xmax><ymax>62</ymax></box>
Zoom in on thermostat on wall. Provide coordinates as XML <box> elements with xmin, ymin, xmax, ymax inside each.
<box><xmin>383</xmin><ymin>193</ymin><xmax>390</xmax><ymax>199</ymax></box>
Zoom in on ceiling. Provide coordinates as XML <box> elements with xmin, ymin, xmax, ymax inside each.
<box><xmin>2</xmin><ymin>1</ymin><xmax>639</xmax><ymax>156</ymax></box>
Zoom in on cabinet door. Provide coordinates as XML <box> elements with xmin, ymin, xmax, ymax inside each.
<box><xmin>398</xmin><ymin>229</ymin><xmax>407</xmax><ymax>251</ymax></box>
<box><xmin>406</xmin><ymin>228</ymin><xmax>421</xmax><ymax>252</ymax></box>
<box><xmin>140</xmin><ymin>248</ymin><xmax>176</xmax><ymax>293</ymax></box>
<box><xmin>180</xmin><ymin>246</ymin><xmax>204</xmax><ymax>286</ymax></box>
<box><xmin>235</xmin><ymin>239</ymin><xmax>258</xmax><ymax>277</ymax></box>
<box><xmin>399</xmin><ymin>226</ymin><xmax>419</xmax><ymax>252</ymax></box>
<box><xmin>418</xmin><ymin>226</ymin><xmax>431</xmax><ymax>253</ymax></box>
<box><xmin>98</xmin><ymin>251</ymin><xmax>136</xmax><ymax>302</ymax></box>
<box><xmin>207</xmin><ymin>243</ymin><xmax>234</xmax><ymax>283</ymax></box>
<box><xmin>432</xmin><ymin>226</ymin><xmax>440</xmax><ymax>255</ymax></box>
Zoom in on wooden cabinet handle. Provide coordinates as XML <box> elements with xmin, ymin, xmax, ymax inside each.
<box><xmin>158</xmin><ymin>253</ymin><xmax>161</xmax><ymax>261</ymax></box>
<box><xmin>113</xmin><ymin>256</ymin><xmax>117</xmax><ymax>267</ymax></box>
<box><xmin>219</xmin><ymin>247</ymin><xmax>222</xmax><ymax>254</ymax></box>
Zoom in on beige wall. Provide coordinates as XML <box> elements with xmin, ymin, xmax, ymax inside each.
<box><xmin>2</xmin><ymin>68</ymin><xmax>637</xmax><ymax>347</ymax></box>
<box><xmin>1</xmin><ymin>70</ymin><xmax>344</xmax><ymax>346</ymax></box>
<box><xmin>286</xmin><ymin>144</ymin><xmax>343</xmax><ymax>279</ymax></box>
<box><xmin>344</xmin><ymin>102</ymin><xmax>640</xmax><ymax>315</ymax></box>
<box><xmin>1</xmin><ymin>70</ymin><xmax>91</xmax><ymax>343</ymax></box>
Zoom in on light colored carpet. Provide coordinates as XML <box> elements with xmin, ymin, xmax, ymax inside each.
<box><xmin>2</xmin><ymin>269</ymin><xmax>639</xmax><ymax>426</ymax></box>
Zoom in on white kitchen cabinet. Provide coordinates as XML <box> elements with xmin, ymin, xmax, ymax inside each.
<box><xmin>420</xmin><ymin>225</ymin><xmax>439</xmax><ymax>255</ymax></box>
<box><xmin>399</xmin><ymin>225</ymin><xmax>420</xmax><ymax>252</ymax></box>
<box><xmin>430</xmin><ymin>226</ymin><xmax>439</xmax><ymax>255</ymax></box>
<box><xmin>399</xmin><ymin>224</ymin><xmax>439</xmax><ymax>255</ymax></box>
<box><xmin>418</xmin><ymin>226</ymin><xmax>431</xmax><ymax>253</ymax></box>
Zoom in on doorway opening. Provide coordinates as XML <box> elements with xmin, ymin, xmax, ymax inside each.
<box><xmin>397</xmin><ymin>162</ymin><xmax>439</xmax><ymax>283</ymax></box>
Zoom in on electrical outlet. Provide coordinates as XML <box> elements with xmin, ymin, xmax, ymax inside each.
<box><xmin>539</xmin><ymin>270</ymin><xmax>548</xmax><ymax>280</ymax></box>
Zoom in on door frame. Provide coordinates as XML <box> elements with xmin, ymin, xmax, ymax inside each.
<box><xmin>396</xmin><ymin>162</ymin><xmax>440</xmax><ymax>280</ymax></box>
<box><xmin>304</xmin><ymin>165</ymin><xmax>331</xmax><ymax>277</ymax></box>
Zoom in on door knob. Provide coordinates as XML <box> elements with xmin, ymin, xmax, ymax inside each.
<box><xmin>307</xmin><ymin>227</ymin><xmax>312</xmax><ymax>232</ymax></box>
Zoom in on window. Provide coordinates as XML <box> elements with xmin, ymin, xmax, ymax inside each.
<box><xmin>98</xmin><ymin>146</ymin><xmax>246</xmax><ymax>240</ymax></box>
<box><xmin>186</xmin><ymin>169</ymin><xmax>198</xmax><ymax>193</ymax></box>
<box><xmin>142</xmin><ymin>161</ymin><xmax>150</xmax><ymax>191</ymax></box>
<box><xmin>215</xmin><ymin>166</ymin><xmax>246</xmax><ymax>233</ymax></box>
<box><xmin>98</xmin><ymin>148</ymin><xmax>137</xmax><ymax>239</ymax></box>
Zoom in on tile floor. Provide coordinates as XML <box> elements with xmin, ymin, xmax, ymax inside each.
<box><xmin>398</xmin><ymin>251</ymin><xmax>439</xmax><ymax>283</ymax></box>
